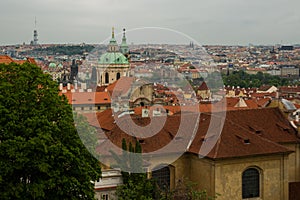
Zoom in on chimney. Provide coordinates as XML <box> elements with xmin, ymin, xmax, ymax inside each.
<box><xmin>142</xmin><ymin>109</ymin><xmax>149</xmax><ymax>118</ymax></box>
<box><xmin>67</xmin><ymin>83</ymin><xmax>71</xmax><ymax>90</ymax></box>
<box><xmin>59</xmin><ymin>83</ymin><xmax>63</xmax><ymax>91</ymax></box>
<box><xmin>153</xmin><ymin>108</ymin><xmax>161</xmax><ymax>117</ymax></box>
<box><xmin>82</xmin><ymin>83</ymin><xmax>87</xmax><ymax>90</ymax></box>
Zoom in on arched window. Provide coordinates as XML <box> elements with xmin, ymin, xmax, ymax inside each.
<box><xmin>152</xmin><ymin>166</ymin><xmax>170</xmax><ymax>191</ymax></box>
<box><xmin>105</xmin><ymin>72</ymin><xmax>109</xmax><ymax>84</ymax></box>
<box><xmin>242</xmin><ymin>168</ymin><xmax>260</xmax><ymax>198</ymax></box>
<box><xmin>116</xmin><ymin>72</ymin><xmax>121</xmax><ymax>80</ymax></box>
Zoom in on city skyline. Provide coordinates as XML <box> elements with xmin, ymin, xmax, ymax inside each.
<box><xmin>0</xmin><ymin>0</ymin><xmax>300</xmax><ymax>45</ymax></box>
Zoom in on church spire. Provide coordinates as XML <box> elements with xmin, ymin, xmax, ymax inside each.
<box><xmin>122</xmin><ymin>28</ymin><xmax>126</xmax><ymax>41</ymax></box>
<box><xmin>120</xmin><ymin>28</ymin><xmax>129</xmax><ymax>54</ymax></box>
<box><xmin>108</xmin><ymin>26</ymin><xmax>118</xmax><ymax>52</ymax></box>
<box><xmin>112</xmin><ymin>27</ymin><xmax>115</xmax><ymax>38</ymax></box>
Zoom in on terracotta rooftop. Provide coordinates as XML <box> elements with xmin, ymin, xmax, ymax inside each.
<box><xmin>189</xmin><ymin>112</ymin><xmax>293</xmax><ymax>159</ymax></box>
<box><xmin>256</xmin><ymin>98</ymin><xmax>272</xmax><ymax>107</ymax></box>
<box><xmin>62</xmin><ymin>91</ymin><xmax>111</xmax><ymax>105</ymax></box>
<box><xmin>0</xmin><ymin>55</ymin><xmax>37</xmax><ymax>65</ymax></box>
<box><xmin>198</xmin><ymin>82</ymin><xmax>209</xmax><ymax>91</ymax></box>
<box><xmin>258</xmin><ymin>85</ymin><xmax>272</xmax><ymax>92</ymax></box>
<box><xmin>0</xmin><ymin>55</ymin><xmax>14</xmax><ymax>64</ymax></box>
<box><xmin>279</xmin><ymin>86</ymin><xmax>300</xmax><ymax>93</ymax></box>
<box><xmin>94</xmin><ymin>107</ymin><xmax>299</xmax><ymax>159</ymax></box>
<box><xmin>251</xmin><ymin>92</ymin><xmax>277</xmax><ymax>98</ymax></box>
<box><xmin>106</xmin><ymin>77</ymin><xmax>135</xmax><ymax>96</ymax></box>
<box><xmin>215</xmin><ymin>97</ymin><xmax>260</xmax><ymax>110</ymax></box>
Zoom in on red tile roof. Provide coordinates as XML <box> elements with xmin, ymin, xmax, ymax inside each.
<box><xmin>106</xmin><ymin>77</ymin><xmax>134</xmax><ymax>96</ymax></box>
<box><xmin>224</xmin><ymin>108</ymin><xmax>299</xmax><ymax>144</ymax></box>
<box><xmin>94</xmin><ymin>108</ymin><xmax>299</xmax><ymax>159</ymax></box>
<box><xmin>251</xmin><ymin>92</ymin><xmax>277</xmax><ymax>98</ymax></box>
<box><xmin>189</xmin><ymin>113</ymin><xmax>293</xmax><ymax>159</ymax></box>
<box><xmin>258</xmin><ymin>85</ymin><xmax>272</xmax><ymax>91</ymax></box>
<box><xmin>198</xmin><ymin>82</ymin><xmax>209</xmax><ymax>91</ymax></box>
<box><xmin>256</xmin><ymin>98</ymin><xmax>272</xmax><ymax>107</ymax></box>
<box><xmin>0</xmin><ymin>55</ymin><xmax>14</xmax><ymax>64</ymax></box>
<box><xmin>62</xmin><ymin>91</ymin><xmax>111</xmax><ymax>105</ymax></box>
<box><xmin>96</xmin><ymin>109</ymin><xmax>116</xmax><ymax>131</ymax></box>
<box><xmin>280</xmin><ymin>86</ymin><xmax>300</xmax><ymax>93</ymax></box>
<box><xmin>0</xmin><ymin>55</ymin><xmax>37</xmax><ymax>65</ymax></box>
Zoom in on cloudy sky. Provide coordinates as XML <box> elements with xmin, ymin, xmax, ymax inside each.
<box><xmin>0</xmin><ymin>0</ymin><xmax>299</xmax><ymax>45</ymax></box>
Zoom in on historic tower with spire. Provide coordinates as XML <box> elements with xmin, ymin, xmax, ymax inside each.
<box><xmin>120</xmin><ymin>28</ymin><xmax>129</xmax><ymax>55</ymax></box>
<box><xmin>97</xmin><ymin>27</ymin><xmax>130</xmax><ymax>86</ymax></box>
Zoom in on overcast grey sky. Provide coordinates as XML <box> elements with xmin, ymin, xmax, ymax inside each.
<box><xmin>0</xmin><ymin>0</ymin><xmax>299</xmax><ymax>45</ymax></box>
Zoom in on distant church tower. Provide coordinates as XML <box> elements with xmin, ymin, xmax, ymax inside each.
<box><xmin>97</xmin><ymin>27</ymin><xmax>130</xmax><ymax>86</ymax></box>
<box><xmin>30</xmin><ymin>18</ymin><xmax>38</xmax><ymax>46</ymax></box>
<box><xmin>120</xmin><ymin>28</ymin><xmax>129</xmax><ymax>55</ymax></box>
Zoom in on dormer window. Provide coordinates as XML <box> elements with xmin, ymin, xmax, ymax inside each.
<box><xmin>248</xmin><ymin>125</ymin><xmax>262</xmax><ymax>134</ymax></box>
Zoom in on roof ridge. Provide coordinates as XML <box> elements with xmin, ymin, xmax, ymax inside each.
<box><xmin>224</xmin><ymin>106</ymin><xmax>278</xmax><ymax>113</ymax></box>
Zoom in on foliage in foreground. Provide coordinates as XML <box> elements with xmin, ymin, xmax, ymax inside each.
<box><xmin>159</xmin><ymin>178</ymin><xmax>220</xmax><ymax>200</ymax></box>
<box><xmin>114</xmin><ymin>139</ymin><xmax>155</xmax><ymax>200</ymax></box>
<box><xmin>0</xmin><ymin>63</ymin><xmax>101</xmax><ymax>199</ymax></box>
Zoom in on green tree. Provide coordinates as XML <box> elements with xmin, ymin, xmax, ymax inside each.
<box><xmin>222</xmin><ymin>70</ymin><xmax>292</xmax><ymax>88</ymax></box>
<box><xmin>73</xmin><ymin>113</ymin><xmax>99</xmax><ymax>158</ymax></box>
<box><xmin>0</xmin><ymin>63</ymin><xmax>101</xmax><ymax>199</ymax></box>
<box><xmin>115</xmin><ymin>139</ymin><xmax>155</xmax><ymax>200</ymax></box>
<box><xmin>160</xmin><ymin>178</ymin><xmax>220</xmax><ymax>200</ymax></box>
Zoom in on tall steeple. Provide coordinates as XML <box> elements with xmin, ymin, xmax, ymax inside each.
<box><xmin>112</xmin><ymin>27</ymin><xmax>115</xmax><ymax>38</ymax></box>
<box><xmin>108</xmin><ymin>27</ymin><xmax>119</xmax><ymax>52</ymax></box>
<box><xmin>120</xmin><ymin>28</ymin><xmax>129</xmax><ymax>54</ymax></box>
<box><xmin>122</xmin><ymin>28</ymin><xmax>126</xmax><ymax>43</ymax></box>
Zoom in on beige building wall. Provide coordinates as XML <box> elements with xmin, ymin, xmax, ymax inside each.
<box><xmin>214</xmin><ymin>155</ymin><xmax>289</xmax><ymax>200</ymax></box>
<box><xmin>172</xmin><ymin>153</ymin><xmax>290</xmax><ymax>200</ymax></box>
<box><xmin>197</xmin><ymin>90</ymin><xmax>211</xmax><ymax>100</ymax></box>
<box><xmin>97</xmin><ymin>66</ymin><xmax>129</xmax><ymax>86</ymax></box>
<box><xmin>284</xmin><ymin>143</ymin><xmax>300</xmax><ymax>182</ymax></box>
<box><xmin>189</xmin><ymin>155</ymin><xmax>215</xmax><ymax>195</ymax></box>
<box><xmin>130</xmin><ymin>84</ymin><xmax>153</xmax><ymax>106</ymax></box>
<box><xmin>171</xmin><ymin>154</ymin><xmax>191</xmax><ymax>189</ymax></box>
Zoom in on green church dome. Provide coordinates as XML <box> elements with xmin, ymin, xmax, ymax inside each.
<box><xmin>99</xmin><ymin>52</ymin><xmax>129</xmax><ymax>65</ymax></box>
<box><xmin>49</xmin><ymin>63</ymin><xmax>57</xmax><ymax>68</ymax></box>
<box><xmin>98</xmin><ymin>27</ymin><xmax>129</xmax><ymax>66</ymax></box>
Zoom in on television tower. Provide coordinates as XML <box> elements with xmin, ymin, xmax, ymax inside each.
<box><xmin>31</xmin><ymin>17</ymin><xmax>38</xmax><ymax>45</ymax></box>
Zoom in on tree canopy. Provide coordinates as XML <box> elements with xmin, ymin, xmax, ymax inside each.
<box><xmin>222</xmin><ymin>71</ymin><xmax>290</xmax><ymax>88</ymax></box>
<box><xmin>114</xmin><ymin>139</ymin><xmax>155</xmax><ymax>200</ymax></box>
<box><xmin>0</xmin><ymin>63</ymin><xmax>101</xmax><ymax>199</ymax></box>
